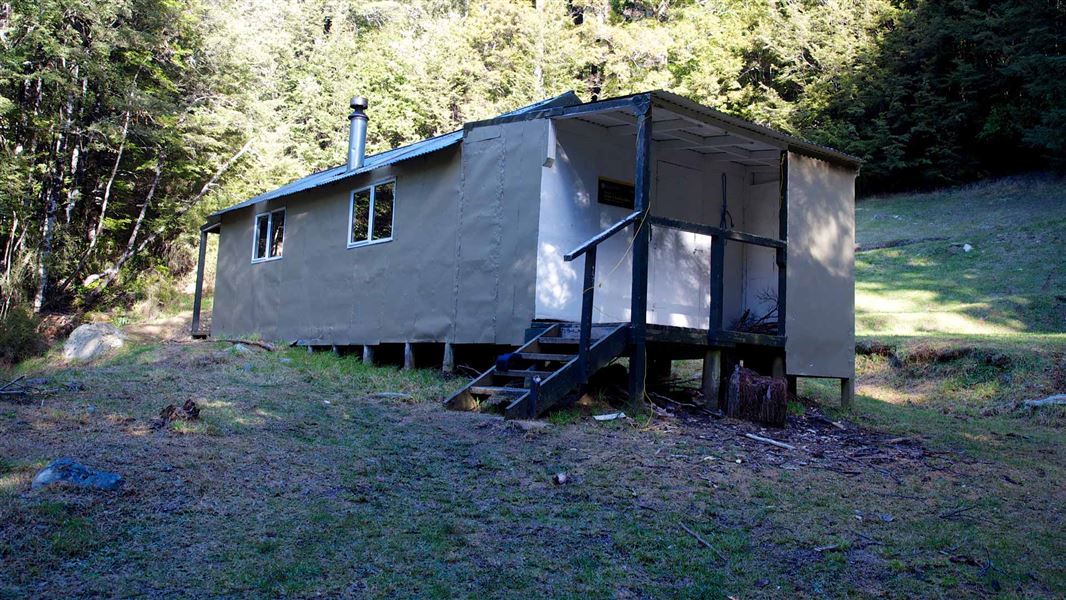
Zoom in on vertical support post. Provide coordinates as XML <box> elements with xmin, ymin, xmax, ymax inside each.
<box><xmin>442</xmin><ymin>342</ymin><xmax>455</xmax><ymax>374</ymax></box>
<box><xmin>777</xmin><ymin>152</ymin><xmax>788</xmax><ymax>336</ymax></box>
<box><xmin>649</xmin><ymin>356</ymin><xmax>672</xmax><ymax>383</ymax></box>
<box><xmin>841</xmin><ymin>377</ymin><xmax>854</xmax><ymax>409</ymax></box>
<box><xmin>403</xmin><ymin>342</ymin><xmax>415</xmax><ymax>370</ymax></box>
<box><xmin>362</xmin><ymin>345</ymin><xmax>375</xmax><ymax>365</ymax></box>
<box><xmin>708</xmin><ymin>236</ymin><xmax>725</xmax><ymax>342</ymax></box>
<box><xmin>629</xmin><ymin>95</ymin><xmax>653</xmax><ymax>405</ymax></box>
<box><xmin>701</xmin><ymin>349</ymin><xmax>721</xmax><ymax>407</ymax></box>
<box><xmin>190</xmin><ymin>228</ymin><xmax>209</xmax><ymax>337</ymax></box>
<box><xmin>771</xmin><ymin>355</ymin><xmax>785</xmax><ymax>379</ymax></box>
<box><xmin>578</xmin><ymin>246</ymin><xmax>597</xmax><ymax>379</ymax></box>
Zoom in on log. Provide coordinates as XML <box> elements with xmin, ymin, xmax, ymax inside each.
<box><xmin>1023</xmin><ymin>394</ymin><xmax>1066</xmax><ymax>408</ymax></box>
<box><xmin>725</xmin><ymin>366</ymin><xmax>788</xmax><ymax>427</ymax></box>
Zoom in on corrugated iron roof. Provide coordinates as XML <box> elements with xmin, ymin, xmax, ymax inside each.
<box><xmin>210</xmin><ymin>92</ymin><xmax>582</xmax><ymax>218</ymax></box>
<box><xmin>210</xmin><ymin>130</ymin><xmax>463</xmax><ymax>218</ymax></box>
<box><xmin>210</xmin><ymin>89</ymin><xmax>858</xmax><ymax>221</ymax></box>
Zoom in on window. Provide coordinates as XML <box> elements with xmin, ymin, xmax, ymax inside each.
<box><xmin>349</xmin><ymin>180</ymin><xmax>395</xmax><ymax>246</ymax></box>
<box><xmin>252</xmin><ymin>208</ymin><xmax>285</xmax><ymax>262</ymax></box>
<box><xmin>597</xmin><ymin>178</ymin><xmax>635</xmax><ymax>209</ymax></box>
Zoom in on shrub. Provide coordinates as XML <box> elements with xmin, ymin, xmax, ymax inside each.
<box><xmin>0</xmin><ymin>305</ymin><xmax>47</xmax><ymax>365</ymax></box>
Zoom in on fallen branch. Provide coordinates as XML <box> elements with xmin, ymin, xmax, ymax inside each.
<box><xmin>0</xmin><ymin>375</ymin><xmax>25</xmax><ymax>391</ymax></box>
<box><xmin>218</xmin><ymin>339</ymin><xmax>275</xmax><ymax>352</ymax></box>
<box><xmin>814</xmin><ymin>543</ymin><xmax>841</xmax><ymax>552</ymax></box>
<box><xmin>679</xmin><ymin>523</ymin><xmax>726</xmax><ymax>561</ymax></box>
<box><xmin>939</xmin><ymin>504</ymin><xmax>978</xmax><ymax>520</ymax></box>
<box><xmin>744</xmin><ymin>433</ymin><xmax>796</xmax><ymax>451</ymax></box>
<box><xmin>1022</xmin><ymin>394</ymin><xmax>1066</xmax><ymax>408</ymax></box>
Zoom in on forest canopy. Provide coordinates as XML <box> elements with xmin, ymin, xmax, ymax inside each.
<box><xmin>1</xmin><ymin>0</ymin><xmax>1063</xmax><ymax>313</ymax></box>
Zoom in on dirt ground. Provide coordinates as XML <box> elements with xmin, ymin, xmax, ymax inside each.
<box><xmin>0</xmin><ymin>338</ymin><xmax>1063</xmax><ymax>598</ymax></box>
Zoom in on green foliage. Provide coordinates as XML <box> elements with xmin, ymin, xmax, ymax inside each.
<box><xmin>1</xmin><ymin>0</ymin><xmax>1061</xmax><ymax>314</ymax></box>
<box><xmin>0</xmin><ymin>306</ymin><xmax>46</xmax><ymax>364</ymax></box>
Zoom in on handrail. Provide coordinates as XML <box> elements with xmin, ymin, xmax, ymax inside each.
<box><xmin>563</xmin><ymin>210</ymin><xmax>643</xmax><ymax>262</ymax></box>
<box><xmin>646</xmin><ymin>215</ymin><xmax>786</xmax><ymax>249</ymax></box>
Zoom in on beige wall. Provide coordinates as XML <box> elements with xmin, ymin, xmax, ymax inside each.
<box><xmin>785</xmin><ymin>152</ymin><xmax>857</xmax><ymax>378</ymax></box>
<box><xmin>214</xmin><ymin>148</ymin><xmax>463</xmax><ymax>344</ymax></box>
<box><xmin>212</xmin><ymin>121</ymin><xmax>547</xmax><ymax>346</ymax></box>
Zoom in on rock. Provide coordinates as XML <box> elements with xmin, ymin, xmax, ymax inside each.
<box><xmin>32</xmin><ymin>458</ymin><xmax>123</xmax><ymax>491</ymax></box>
<box><xmin>62</xmin><ymin>323</ymin><xmax>125</xmax><ymax>362</ymax></box>
<box><xmin>509</xmin><ymin>419</ymin><xmax>549</xmax><ymax>433</ymax></box>
<box><xmin>242</xmin><ymin>362</ymin><xmax>253</xmax><ymax>372</ymax></box>
<box><xmin>963</xmin><ymin>243</ymin><xmax>973</xmax><ymax>252</ymax></box>
<box><xmin>553</xmin><ymin>472</ymin><xmax>568</xmax><ymax>485</ymax></box>
<box><xmin>279</xmin><ymin>357</ymin><xmax>293</xmax><ymax>364</ymax></box>
<box><xmin>230</xmin><ymin>343</ymin><xmax>252</xmax><ymax>354</ymax></box>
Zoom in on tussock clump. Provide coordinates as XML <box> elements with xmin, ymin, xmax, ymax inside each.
<box><xmin>0</xmin><ymin>306</ymin><xmax>47</xmax><ymax>365</ymax></box>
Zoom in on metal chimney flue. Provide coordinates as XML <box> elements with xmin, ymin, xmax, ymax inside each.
<box><xmin>347</xmin><ymin>96</ymin><xmax>369</xmax><ymax>171</ymax></box>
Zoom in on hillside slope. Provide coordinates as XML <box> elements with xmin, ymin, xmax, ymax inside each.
<box><xmin>833</xmin><ymin>174</ymin><xmax>1066</xmax><ymax>416</ymax></box>
<box><xmin>855</xmin><ymin>174</ymin><xmax>1066</xmax><ymax>336</ymax></box>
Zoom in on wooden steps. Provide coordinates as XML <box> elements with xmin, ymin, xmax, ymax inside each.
<box><xmin>515</xmin><ymin>352</ymin><xmax>574</xmax><ymax>362</ymax></box>
<box><xmin>496</xmin><ymin>370</ymin><xmax>553</xmax><ymax>378</ymax></box>
<box><xmin>444</xmin><ymin>322</ymin><xmax>629</xmax><ymax>419</ymax></box>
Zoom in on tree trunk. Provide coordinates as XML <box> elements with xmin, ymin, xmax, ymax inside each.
<box><xmin>93</xmin><ymin>150</ymin><xmax>165</xmax><ymax>293</ymax></box>
<box><xmin>91</xmin><ymin>106</ymin><xmax>130</xmax><ymax>248</ymax></box>
<box><xmin>83</xmin><ymin>138</ymin><xmax>252</xmax><ymax>302</ymax></box>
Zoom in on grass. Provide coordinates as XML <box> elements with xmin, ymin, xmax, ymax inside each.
<box><xmin>0</xmin><ymin>174</ymin><xmax>1064</xmax><ymax>597</ymax></box>
<box><xmin>855</xmin><ymin>174</ymin><xmax>1066</xmax><ymax>336</ymax></box>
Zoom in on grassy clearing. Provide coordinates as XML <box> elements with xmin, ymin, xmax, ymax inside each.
<box><xmin>1</xmin><ymin>340</ymin><xmax>1062</xmax><ymax>598</ymax></box>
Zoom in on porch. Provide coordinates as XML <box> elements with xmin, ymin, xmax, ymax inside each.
<box><xmin>448</xmin><ymin>91</ymin><xmax>822</xmax><ymax>418</ymax></box>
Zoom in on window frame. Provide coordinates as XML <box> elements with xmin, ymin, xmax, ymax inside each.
<box><xmin>251</xmin><ymin>207</ymin><xmax>286</xmax><ymax>263</ymax></box>
<box><xmin>347</xmin><ymin>178</ymin><xmax>396</xmax><ymax>249</ymax></box>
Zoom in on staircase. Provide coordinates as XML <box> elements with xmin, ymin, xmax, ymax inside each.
<box><xmin>444</xmin><ymin>322</ymin><xmax>629</xmax><ymax>419</ymax></box>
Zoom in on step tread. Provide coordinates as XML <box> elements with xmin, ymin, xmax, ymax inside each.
<box><xmin>516</xmin><ymin>352</ymin><xmax>576</xmax><ymax>362</ymax></box>
<box><xmin>538</xmin><ymin>337</ymin><xmax>581</xmax><ymax>345</ymax></box>
<box><xmin>496</xmin><ymin>369</ymin><xmax>554</xmax><ymax>378</ymax></box>
<box><xmin>469</xmin><ymin>386</ymin><xmax>528</xmax><ymax>395</ymax></box>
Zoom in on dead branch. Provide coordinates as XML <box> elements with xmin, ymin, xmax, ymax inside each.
<box><xmin>217</xmin><ymin>338</ymin><xmax>275</xmax><ymax>352</ymax></box>
<box><xmin>679</xmin><ymin>523</ymin><xmax>726</xmax><ymax>561</ymax></box>
<box><xmin>1022</xmin><ymin>394</ymin><xmax>1066</xmax><ymax>408</ymax></box>
<box><xmin>744</xmin><ymin>433</ymin><xmax>796</xmax><ymax>451</ymax></box>
<box><xmin>0</xmin><ymin>375</ymin><xmax>25</xmax><ymax>391</ymax></box>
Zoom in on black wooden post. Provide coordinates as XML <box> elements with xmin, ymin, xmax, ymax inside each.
<box><xmin>579</xmin><ymin>245</ymin><xmax>597</xmax><ymax>379</ymax></box>
<box><xmin>629</xmin><ymin>95</ymin><xmax>652</xmax><ymax>405</ymax></box>
<box><xmin>777</xmin><ymin>151</ymin><xmax>788</xmax><ymax>336</ymax></box>
<box><xmin>708</xmin><ymin>236</ymin><xmax>725</xmax><ymax>342</ymax></box>
<box><xmin>190</xmin><ymin>228</ymin><xmax>209</xmax><ymax>337</ymax></box>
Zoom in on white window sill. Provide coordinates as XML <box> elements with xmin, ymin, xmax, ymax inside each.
<box><xmin>251</xmin><ymin>255</ymin><xmax>283</xmax><ymax>264</ymax></box>
<box><xmin>347</xmin><ymin>237</ymin><xmax>393</xmax><ymax>249</ymax></box>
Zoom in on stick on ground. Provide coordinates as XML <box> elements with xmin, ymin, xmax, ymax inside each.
<box><xmin>679</xmin><ymin>523</ymin><xmax>726</xmax><ymax>561</ymax></box>
<box><xmin>217</xmin><ymin>339</ymin><xmax>275</xmax><ymax>352</ymax></box>
<box><xmin>744</xmin><ymin>433</ymin><xmax>796</xmax><ymax>451</ymax></box>
<box><xmin>0</xmin><ymin>375</ymin><xmax>26</xmax><ymax>391</ymax></box>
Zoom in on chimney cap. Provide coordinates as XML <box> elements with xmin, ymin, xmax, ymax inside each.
<box><xmin>350</xmin><ymin>96</ymin><xmax>369</xmax><ymax>111</ymax></box>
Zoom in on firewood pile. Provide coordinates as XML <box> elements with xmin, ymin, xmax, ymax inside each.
<box><xmin>730</xmin><ymin>307</ymin><xmax>780</xmax><ymax>335</ymax></box>
<box><xmin>724</xmin><ymin>365</ymin><xmax>788</xmax><ymax>427</ymax></box>
<box><xmin>730</xmin><ymin>289</ymin><xmax>780</xmax><ymax>335</ymax></box>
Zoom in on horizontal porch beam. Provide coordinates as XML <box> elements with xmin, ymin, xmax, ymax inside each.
<box><xmin>647</xmin><ymin>216</ymin><xmax>786</xmax><ymax>249</ymax></box>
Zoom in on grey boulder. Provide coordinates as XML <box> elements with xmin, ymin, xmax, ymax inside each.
<box><xmin>63</xmin><ymin>323</ymin><xmax>126</xmax><ymax>362</ymax></box>
<box><xmin>32</xmin><ymin>458</ymin><xmax>124</xmax><ymax>491</ymax></box>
